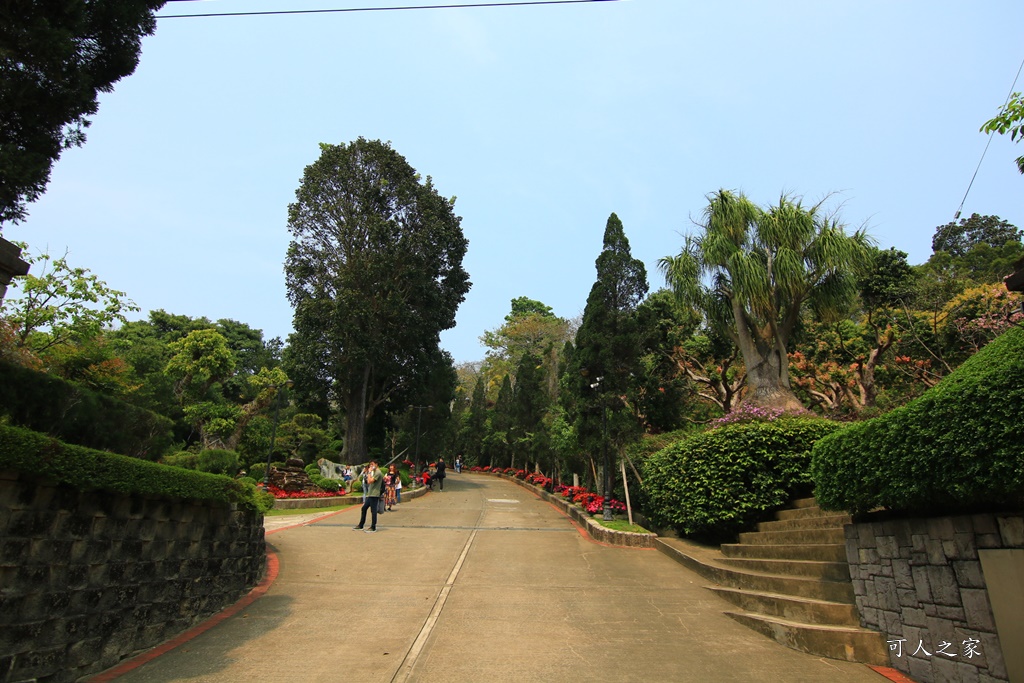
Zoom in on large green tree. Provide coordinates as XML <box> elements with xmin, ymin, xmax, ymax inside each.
<box><xmin>285</xmin><ymin>138</ymin><xmax>470</xmax><ymax>462</ymax></box>
<box><xmin>0</xmin><ymin>0</ymin><xmax>166</xmax><ymax>225</ymax></box>
<box><xmin>660</xmin><ymin>190</ymin><xmax>872</xmax><ymax>411</ymax></box>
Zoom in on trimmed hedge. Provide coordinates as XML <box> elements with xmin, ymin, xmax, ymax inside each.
<box><xmin>0</xmin><ymin>359</ymin><xmax>174</xmax><ymax>459</ymax></box>
<box><xmin>0</xmin><ymin>424</ymin><xmax>273</xmax><ymax>513</ymax></box>
<box><xmin>642</xmin><ymin>417</ymin><xmax>842</xmax><ymax>541</ymax></box>
<box><xmin>811</xmin><ymin>326</ymin><xmax>1024</xmax><ymax>515</ymax></box>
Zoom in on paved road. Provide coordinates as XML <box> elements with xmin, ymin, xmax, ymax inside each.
<box><xmin>109</xmin><ymin>475</ymin><xmax>890</xmax><ymax>682</ymax></box>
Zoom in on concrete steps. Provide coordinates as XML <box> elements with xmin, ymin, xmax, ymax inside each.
<box><xmin>656</xmin><ymin>497</ymin><xmax>888</xmax><ymax>665</ymax></box>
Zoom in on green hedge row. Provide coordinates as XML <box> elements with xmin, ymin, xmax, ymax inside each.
<box><xmin>0</xmin><ymin>424</ymin><xmax>272</xmax><ymax>513</ymax></box>
<box><xmin>811</xmin><ymin>326</ymin><xmax>1024</xmax><ymax>515</ymax></box>
<box><xmin>642</xmin><ymin>417</ymin><xmax>843</xmax><ymax>541</ymax></box>
<box><xmin>0</xmin><ymin>360</ymin><xmax>174</xmax><ymax>460</ymax></box>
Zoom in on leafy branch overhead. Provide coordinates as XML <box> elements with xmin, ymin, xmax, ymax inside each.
<box><xmin>981</xmin><ymin>92</ymin><xmax>1024</xmax><ymax>174</ymax></box>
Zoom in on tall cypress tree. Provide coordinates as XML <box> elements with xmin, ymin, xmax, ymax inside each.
<box><xmin>462</xmin><ymin>374</ymin><xmax>488</xmax><ymax>466</ymax></box>
<box><xmin>511</xmin><ymin>351</ymin><xmax>549</xmax><ymax>472</ymax></box>
<box><xmin>565</xmin><ymin>213</ymin><xmax>648</xmax><ymax>499</ymax></box>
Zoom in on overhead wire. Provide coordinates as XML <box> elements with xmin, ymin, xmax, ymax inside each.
<box><xmin>954</xmin><ymin>54</ymin><xmax>1024</xmax><ymax>221</ymax></box>
<box><xmin>157</xmin><ymin>0</ymin><xmax>621</xmax><ymax>19</ymax></box>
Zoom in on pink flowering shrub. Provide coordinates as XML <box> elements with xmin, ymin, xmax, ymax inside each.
<box><xmin>711</xmin><ymin>403</ymin><xmax>808</xmax><ymax>426</ymax></box>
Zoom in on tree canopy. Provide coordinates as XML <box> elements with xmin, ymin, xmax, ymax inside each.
<box><xmin>284</xmin><ymin>138</ymin><xmax>470</xmax><ymax>461</ymax></box>
<box><xmin>0</xmin><ymin>0</ymin><xmax>166</xmax><ymax>225</ymax></box>
<box><xmin>660</xmin><ymin>190</ymin><xmax>872</xmax><ymax>410</ymax></box>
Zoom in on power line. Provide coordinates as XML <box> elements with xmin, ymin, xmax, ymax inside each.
<box><xmin>954</xmin><ymin>54</ymin><xmax>1024</xmax><ymax>221</ymax></box>
<box><xmin>157</xmin><ymin>0</ymin><xmax>621</xmax><ymax>19</ymax></box>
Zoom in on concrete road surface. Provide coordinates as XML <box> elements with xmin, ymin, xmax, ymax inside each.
<box><xmin>104</xmin><ymin>474</ymin><xmax>892</xmax><ymax>683</ymax></box>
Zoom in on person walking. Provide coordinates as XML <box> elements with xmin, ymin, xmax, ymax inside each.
<box><xmin>384</xmin><ymin>464</ymin><xmax>399</xmax><ymax>511</ymax></box>
<box><xmin>435</xmin><ymin>456</ymin><xmax>447</xmax><ymax>492</ymax></box>
<box><xmin>353</xmin><ymin>461</ymin><xmax>384</xmax><ymax>533</ymax></box>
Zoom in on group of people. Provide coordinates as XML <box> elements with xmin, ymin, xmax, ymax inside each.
<box><xmin>353</xmin><ymin>456</ymin><xmax>458</xmax><ymax>533</ymax></box>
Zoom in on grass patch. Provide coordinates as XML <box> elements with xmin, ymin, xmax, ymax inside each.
<box><xmin>595</xmin><ymin>519</ymin><xmax>650</xmax><ymax>533</ymax></box>
<box><xmin>265</xmin><ymin>504</ymin><xmax>352</xmax><ymax>516</ymax></box>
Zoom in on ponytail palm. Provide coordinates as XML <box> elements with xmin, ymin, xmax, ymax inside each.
<box><xmin>660</xmin><ymin>190</ymin><xmax>872</xmax><ymax>410</ymax></box>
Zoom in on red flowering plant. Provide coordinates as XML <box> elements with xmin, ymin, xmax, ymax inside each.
<box><xmin>559</xmin><ymin>485</ymin><xmax>587</xmax><ymax>500</ymax></box>
<box><xmin>525</xmin><ymin>473</ymin><xmax>552</xmax><ymax>488</ymax></box>
<box><xmin>513</xmin><ymin>469</ymin><xmax>527</xmax><ymax>480</ymax></box>
<box><xmin>584</xmin><ymin>496</ymin><xmax>627</xmax><ymax>515</ymax></box>
<box><xmin>266</xmin><ymin>485</ymin><xmax>338</xmax><ymax>499</ymax></box>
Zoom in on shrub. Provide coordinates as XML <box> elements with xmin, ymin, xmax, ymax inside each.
<box><xmin>198</xmin><ymin>449</ymin><xmax>240</xmax><ymax>475</ymax></box>
<box><xmin>0</xmin><ymin>423</ymin><xmax>272</xmax><ymax>513</ymax></box>
<box><xmin>643</xmin><ymin>417</ymin><xmax>842</xmax><ymax>541</ymax></box>
<box><xmin>303</xmin><ymin>463</ymin><xmax>341</xmax><ymax>493</ymax></box>
<box><xmin>161</xmin><ymin>452</ymin><xmax>200</xmax><ymax>470</ymax></box>
<box><xmin>0</xmin><ymin>359</ymin><xmax>174</xmax><ymax>459</ymax></box>
<box><xmin>811</xmin><ymin>326</ymin><xmax>1024</xmax><ymax>515</ymax></box>
<box><xmin>248</xmin><ymin>462</ymin><xmax>266</xmax><ymax>483</ymax></box>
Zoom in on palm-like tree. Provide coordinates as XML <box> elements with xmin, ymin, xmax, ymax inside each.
<box><xmin>660</xmin><ymin>190</ymin><xmax>873</xmax><ymax>411</ymax></box>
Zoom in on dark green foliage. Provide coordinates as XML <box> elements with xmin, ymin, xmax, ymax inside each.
<box><xmin>0</xmin><ymin>0</ymin><xmax>166</xmax><ymax>224</ymax></box>
<box><xmin>810</xmin><ymin>326</ymin><xmax>1024</xmax><ymax>515</ymax></box>
<box><xmin>161</xmin><ymin>452</ymin><xmax>199</xmax><ymax>470</ymax></box>
<box><xmin>858</xmin><ymin>247</ymin><xmax>916</xmax><ymax>310</ymax></box>
<box><xmin>931</xmin><ymin>214</ymin><xmax>1021</xmax><ymax>257</ymax></box>
<box><xmin>632</xmin><ymin>290</ymin><xmax>700</xmax><ymax>432</ymax></box>
<box><xmin>285</xmin><ymin>138</ymin><xmax>470</xmax><ymax>462</ymax></box>
<box><xmin>247</xmin><ymin>462</ymin><xmax>266</xmax><ymax>482</ymax></box>
<box><xmin>0</xmin><ymin>424</ymin><xmax>272</xmax><ymax>513</ymax></box>
<box><xmin>198</xmin><ymin>449</ymin><xmax>240</xmax><ymax>475</ymax></box>
<box><xmin>0</xmin><ymin>359</ymin><xmax>173</xmax><ymax>459</ymax></box>
<box><xmin>643</xmin><ymin>418</ymin><xmax>842</xmax><ymax>541</ymax></box>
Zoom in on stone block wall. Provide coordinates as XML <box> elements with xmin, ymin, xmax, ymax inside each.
<box><xmin>0</xmin><ymin>471</ymin><xmax>266</xmax><ymax>683</ymax></box>
<box><xmin>845</xmin><ymin>513</ymin><xmax>1022</xmax><ymax>683</ymax></box>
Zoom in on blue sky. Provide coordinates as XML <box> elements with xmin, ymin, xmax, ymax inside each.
<box><xmin>5</xmin><ymin>0</ymin><xmax>1023</xmax><ymax>364</ymax></box>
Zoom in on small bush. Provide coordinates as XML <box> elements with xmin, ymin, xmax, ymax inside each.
<box><xmin>198</xmin><ymin>449</ymin><xmax>240</xmax><ymax>475</ymax></box>
<box><xmin>161</xmin><ymin>452</ymin><xmax>199</xmax><ymax>470</ymax></box>
<box><xmin>303</xmin><ymin>462</ymin><xmax>345</xmax><ymax>492</ymax></box>
<box><xmin>248</xmin><ymin>462</ymin><xmax>266</xmax><ymax>483</ymax></box>
<box><xmin>643</xmin><ymin>417</ymin><xmax>842</xmax><ymax>541</ymax></box>
<box><xmin>811</xmin><ymin>326</ymin><xmax>1024</xmax><ymax>515</ymax></box>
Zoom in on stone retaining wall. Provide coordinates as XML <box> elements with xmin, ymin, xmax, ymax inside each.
<box><xmin>845</xmin><ymin>513</ymin><xmax>1022</xmax><ymax>683</ymax></box>
<box><xmin>0</xmin><ymin>471</ymin><xmax>266</xmax><ymax>683</ymax></box>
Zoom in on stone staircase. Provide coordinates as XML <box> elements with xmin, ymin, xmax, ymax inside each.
<box><xmin>656</xmin><ymin>497</ymin><xmax>889</xmax><ymax>665</ymax></box>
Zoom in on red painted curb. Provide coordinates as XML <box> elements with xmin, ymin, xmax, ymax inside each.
<box><xmin>85</xmin><ymin>549</ymin><xmax>280</xmax><ymax>681</ymax></box>
<box><xmin>868</xmin><ymin>665</ymin><xmax>918</xmax><ymax>682</ymax></box>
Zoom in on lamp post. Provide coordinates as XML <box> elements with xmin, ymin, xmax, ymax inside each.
<box><xmin>590</xmin><ymin>378</ymin><xmax>614</xmax><ymax>522</ymax></box>
<box><xmin>262</xmin><ymin>381</ymin><xmax>293</xmax><ymax>489</ymax></box>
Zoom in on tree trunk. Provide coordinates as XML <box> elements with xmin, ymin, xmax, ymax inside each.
<box><xmin>342</xmin><ymin>365</ymin><xmax>370</xmax><ymax>463</ymax></box>
<box><xmin>742</xmin><ymin>344</ymin><xmax>805</xmax><ymax>412</ymax></box>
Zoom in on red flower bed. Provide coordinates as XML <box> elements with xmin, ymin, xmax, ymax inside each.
<box><xmin>265</xmin><ymin>485</ymin><xmax>338</xmax><ymax>499</ymax></box>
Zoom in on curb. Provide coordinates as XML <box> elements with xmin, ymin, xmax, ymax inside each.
<box><xmin>476</xmin><ymin>472</ymin><xmax>658</xmax><ymax>549</ymax></box>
